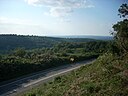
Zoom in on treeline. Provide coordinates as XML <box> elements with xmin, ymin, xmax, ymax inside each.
<box><xmin>0</xmin><ymin>34</ymin><xmax>95</xmax><ymax>54</ymax></box>
<box><xmin>0</xmin><ymin>40</ymin><xmax>113</xmax><ymax>82</ymax></box>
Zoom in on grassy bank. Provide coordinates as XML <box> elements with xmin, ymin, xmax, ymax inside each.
<box><xmin>20</xmin><ymin>53</ymin><xmax>128</xmax><ymax>96</ymax></box>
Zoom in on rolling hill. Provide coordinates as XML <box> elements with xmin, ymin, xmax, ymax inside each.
<box><xmin>0</xmin><ymin>34</ymin><xmax>96</xmax><ymax>53</ymax></box>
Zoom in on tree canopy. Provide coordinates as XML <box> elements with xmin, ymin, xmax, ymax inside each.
<box><xmin>112</xmin><ymin>3</ymin><xmax>128</xmax><ymax>53</ymax></box>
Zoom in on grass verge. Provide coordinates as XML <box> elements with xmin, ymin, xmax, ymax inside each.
<box><xmin>19</xmin><ymin>53</ymin><xmax>128</xmax><ymax>96</ymax></box>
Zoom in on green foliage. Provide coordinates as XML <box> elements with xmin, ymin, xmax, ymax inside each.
<box><xmin>118</xmin><ymin>3</ymin><xmax>128</xmax><ymax>18</ymax></box>
<box><xmin>13</xmin><ymin>48</ymin><xmax>26</xmax><ymax>57</ymax></box>
<box><xmin>20</xmin><ymin>53</ymin><xmax>128</xmax><ymax>96</ymax></box>
<box><xmin>1</xmin><ymin>41</ymin><xmax>106</xmax><ymax>82</ymax></box>
<box><xmin>112</xmin><ymin>3</ymin><xmax>128</xmax><ymax>53</ymax></box>
<box><xmin>0</xmin><ymin>34</ymin><xmax>95</xmax><ymax>54</ymax></box>
<box><xmin>0</xmin><ymin>34</ymin><xmax>113</xmax><ymax>82</ymax></box>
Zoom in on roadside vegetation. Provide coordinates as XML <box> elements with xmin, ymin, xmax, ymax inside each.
<box><xmin>20</xmin><ymin>53</ymin><xmax>128</xmax><ymax>96</ymax></box>
<box><xmin>0</xmin><ymin>40</ymin><xmax>111</xmax><ymax>82</ymax></box>
<box><xmin>19</xmin><ymin>3</ymin><xmax>128</xmax><ymax>96</ymax></box>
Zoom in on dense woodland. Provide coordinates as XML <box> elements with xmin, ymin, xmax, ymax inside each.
<box><xmin>0</xmin><ymin>35</ymin><xmax>112</xmax><ymax>82</ymax></box>
<box><xmin>0</xmin><ymin>34</ymin><xmax>95</xmax><ymax>54</ymax></box>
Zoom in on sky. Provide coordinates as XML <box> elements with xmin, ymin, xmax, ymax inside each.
<box><xmin>0</xmin><ymin>0</ymin><xmax>127</xmax><ymax>36</ymax></box>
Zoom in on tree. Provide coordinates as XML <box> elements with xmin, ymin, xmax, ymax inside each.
<box><xmin>112</xmin><ymin>3</ymin><xmax>128</xmax><ymax>53</ymax></box>
<box><xmin>118</xmin><ymin>3</ymin><xmax>128</xmax><ymax>18</ymax></box>
<box><xmin>13</xmin><ymin>48</ymin><xmax>26</xmax><ymax>58</ymax></box>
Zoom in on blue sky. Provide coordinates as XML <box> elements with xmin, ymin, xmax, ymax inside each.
<box><xmin>0</xmin><ymin>0</ymin><xmax>127</xmax><ymax>36</ymax></box>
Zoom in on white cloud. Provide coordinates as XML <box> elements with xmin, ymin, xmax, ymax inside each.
<box><xmin>24</xmin><ymin>0</ymin><xmax>40</xmax><ymax>6</ymax></box>
<box><xmin>25</xmin><ymin>0</ymin><xmax>94</xmax><ymax>18</ymax></box>
<box><xmin>49</xmin><ymin>7</ymin><xmax>73</xmax><ymax>17</ymax></box>
<box><xmin>25</xmin><ymin>0</ymin><xmax>94</xmax><ymax>8</ymax></box>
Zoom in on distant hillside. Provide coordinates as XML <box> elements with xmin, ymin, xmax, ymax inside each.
<box><xmin>53</xmin><ymin>35</ymin><xmax>113</xmax><ymax>40</ymax></box>
<box><xmin>0</xmin><ymin>34</ymin><xmax>95</xmax><ymax>53</ymax></box>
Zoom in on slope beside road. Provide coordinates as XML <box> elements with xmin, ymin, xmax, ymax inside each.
<box><xmin>0</xmin><ymin>59</ymin><xmax>95</xmax><ymax>96</ymax></box>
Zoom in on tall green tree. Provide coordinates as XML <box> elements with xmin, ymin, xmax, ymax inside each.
<box><xmin>112</xmin><ymin>3</ymin><xmax>128</xmax><ymax>53</ymax></box>
<box><xmin>13</xmin><ymin>48</ymin><xmax>26</xmax><ymax>58</ymax></box>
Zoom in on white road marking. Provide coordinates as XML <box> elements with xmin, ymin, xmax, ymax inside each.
<box><xmin>0</xmin><ymin>59</ymin><xmax>95</xmax><ymax>96</ymax></box>
<box><xmin>23</xmin><ymin>65</ymin><xmax>82</xmax><ymax>87</ymax></box>
<box><xmin>0</xmin><ymin>62</ymin><xmax>86</xmax><ymax>88</ymax></box>
<box><xmin>0</xmin><ymin>65</ymin><xmax>71</xmax><ymax>88</ymax></box>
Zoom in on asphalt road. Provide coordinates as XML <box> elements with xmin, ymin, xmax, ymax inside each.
<box><xmin>0</xmin><ymin>59</ymin><xmax>95</xmax><ymax>96</ymax></box>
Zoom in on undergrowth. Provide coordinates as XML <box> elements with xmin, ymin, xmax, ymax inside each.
<box><xmin>19</xmin><ymin>53</ymin><xmax>128</xmax><ymax>96</ymax></box>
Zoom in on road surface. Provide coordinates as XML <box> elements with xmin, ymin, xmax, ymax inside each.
<box><xmin>0</xmin><ymin>59</ymin><xmax>95</xmax><ymax>96</ymax></box>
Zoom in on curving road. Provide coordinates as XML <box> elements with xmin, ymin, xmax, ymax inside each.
<box><xmin>0</xmin><ymin>59</ymin><xmax>95</xmax><ymax>96</ymax></box>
